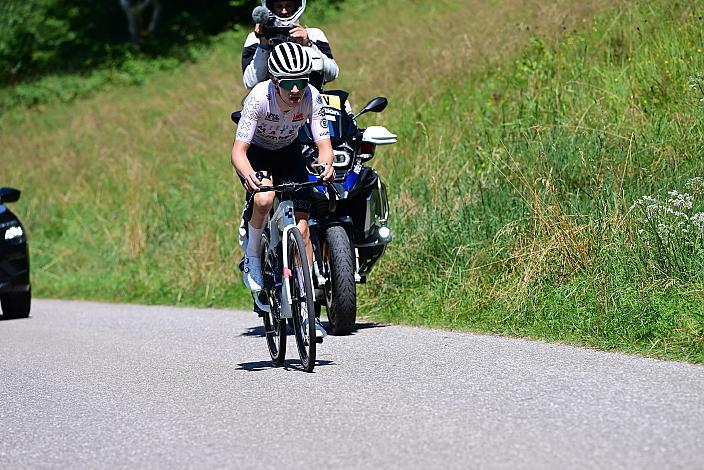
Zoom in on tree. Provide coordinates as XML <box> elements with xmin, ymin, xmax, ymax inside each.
<box><xmin>119</xmin><ymin>0</ymin><xmax>162</xmax><ymax>45</ymax></box>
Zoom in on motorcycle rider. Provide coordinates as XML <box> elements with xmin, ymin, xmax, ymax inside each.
<box><xmin>241</xmin><ymin>0</ymin><xmax>339</xmax><ymax>91</ymax></box>
<box><xmin>231</xmin><ymin>42</ymin><xmax>335</xmax><ymax>338</ymax></box>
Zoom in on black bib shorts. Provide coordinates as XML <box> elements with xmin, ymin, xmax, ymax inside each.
<box><xmin>239</xmin><ymin>140</ymin><xmax>312</xmax><ymax>213</ymax></box>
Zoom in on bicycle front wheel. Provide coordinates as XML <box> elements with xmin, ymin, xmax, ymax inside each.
<box><xmin>288</xmin><ymin>227</ymin><xmax>316</xmax><ymax>372</ymax></box>
<box><xmin>262</xmin><ymin>229</ymin><xmax>286</xmax><ymax>366</ymax></box>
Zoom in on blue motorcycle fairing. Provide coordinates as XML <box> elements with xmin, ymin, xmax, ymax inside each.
<box><xmin>343</xmin><ymin>167</ymin><xmax>360</xmax><ymax>194</ymax></box>
<box><xmin>309</xmin><ymin>165</ymin><xmax>361</xmax><ymax>196</ymax></box>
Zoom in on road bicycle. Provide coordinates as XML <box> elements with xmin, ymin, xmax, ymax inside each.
<box><xmin>249</xmin><ymin>177</ymin><xmax>334</xmax><ymax>372</ymax></box>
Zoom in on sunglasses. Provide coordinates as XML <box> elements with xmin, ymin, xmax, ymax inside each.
<box><xmin>278</xmin><ymin>78</ymin><xmax>309</xmax><ymax>91</ymax></box>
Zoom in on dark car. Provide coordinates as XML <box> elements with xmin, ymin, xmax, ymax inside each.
<box><xmin>0</xmin><ymin>187</ymin><xmax>30</xmax><ymax>319</ymax></box>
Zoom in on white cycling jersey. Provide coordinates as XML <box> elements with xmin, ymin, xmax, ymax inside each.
<box><xmin>235</xmin><ymin>80</ymin><xmax>329</xmax><ymax>151</ymax></box>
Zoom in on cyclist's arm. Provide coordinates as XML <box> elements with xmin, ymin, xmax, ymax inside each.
<box><xmin>308</xmin><ymin>89</ymin><xmax>334</xmax><ymax>180</ymax></box>
<box><xmin>314</xmin><ymin>138</ymin><xmax>335</xmax><ymax>182</ymax></box>
<box><xmin>231</xmin><ymin>89</ymin><xmax>264</xmax><ymax>190</ymax></box>
<box><xmin>232</xmin><ymin>139</ymin><xmax>263</xmax><ymax>191</ymax></box>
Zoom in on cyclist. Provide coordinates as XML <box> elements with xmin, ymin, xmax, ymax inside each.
<box><xmin>231</xmin><ymin>42</ymin><xmax>334</xmax><ymax>338</ymax></box>
<box><xmin>242</xmin><ymin>0</ymin><xmax>339</xmax><ymax>91</ymax></box>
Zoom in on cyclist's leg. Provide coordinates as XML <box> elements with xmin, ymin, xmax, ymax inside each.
<box><xmin>240</xmin><ymin>145</ymin><xmax>276</xmax><ymax>252</ymax></box>
<box><xmin>238</xmin><ymin>145</ymin><xmax>276</xmax><ymax>292</ymax></box>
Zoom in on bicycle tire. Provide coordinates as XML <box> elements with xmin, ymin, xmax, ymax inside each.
<box><xmin>262</xmin><ymin>229</ymin><xmax>286</xmax><ymax>365</ymax></box>
<box><xmin>288</xmin><ymin>227</ymin><xmax>316</xmax><ymax>372</ymax></box>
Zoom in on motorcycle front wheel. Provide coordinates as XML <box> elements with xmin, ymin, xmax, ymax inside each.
<box><xmin>323</xmin><ymin>226</ymin><xmax>356</xmax><ymax>335</ymax></box>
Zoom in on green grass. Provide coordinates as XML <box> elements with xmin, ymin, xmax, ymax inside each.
<box><xmin>361</xmin><ymin>2</ymin><xmax>704</xmax><ymax>362</ymax></box>
<box><xmin>1</xmin><ymin>0</ymin><xmax>702</xmax><ymax>362</ymax></box>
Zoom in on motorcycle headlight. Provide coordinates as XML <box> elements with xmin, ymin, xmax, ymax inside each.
<box><xmin>332</xmin><ymin>150</ymin><xmax>351</xmax><ymax>168</ymax></box>
<box><xmin>4</xmin><ymin>225</ymin><xmax>23</xmax><ymax>240</ymax></box>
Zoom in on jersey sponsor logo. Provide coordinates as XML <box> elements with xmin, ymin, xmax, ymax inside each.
<box><xmin>265</xmin><ymin>112</ymin><xmax>280</xmax><ymax>122</ymax></box>
<box><xmin>320</xmin><ymin>118</ymin><xmax>329</xmax><ymax>128</ymax></box>
<box><xmin>293</xmin><ymin>112</ymin><xmax>305</xmax><ymax>121</ymax></box>
<box><xmin>320</xmin><ymin>94</ymin><xmax>341</xmax><ymax>110</ymax></box>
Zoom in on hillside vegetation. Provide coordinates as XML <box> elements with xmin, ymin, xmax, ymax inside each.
<box><xmin>1</xmin><ymin>0</ymin><xmax>702</xmax><ymax>361</ymax></box>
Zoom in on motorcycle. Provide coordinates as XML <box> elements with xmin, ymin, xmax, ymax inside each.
<box><xmin>232</xmin><ymin>91</ymin><xmax>396</xmax><ymax>336</ymax></box>
<box><xmin>298</xmin><ymin>90</ymin><xmax>396</xmax><ymax>335</ymax></box>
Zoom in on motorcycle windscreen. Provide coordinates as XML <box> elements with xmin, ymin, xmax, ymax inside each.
<box><xmin>298</xmin><ymin>91</ymin><xmax>357</xmax><ymax>145</ymax></box>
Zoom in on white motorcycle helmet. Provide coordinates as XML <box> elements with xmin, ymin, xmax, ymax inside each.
<box><xmin>263</xmin><ymin>0</ymin><xmax>306</xmax><ymax>27</ymax></box>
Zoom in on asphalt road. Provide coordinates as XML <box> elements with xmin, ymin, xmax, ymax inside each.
<box><xmin>1</xmin><ymin>300</ymin><xmax>703</xmax><ymax>469</ymax></box>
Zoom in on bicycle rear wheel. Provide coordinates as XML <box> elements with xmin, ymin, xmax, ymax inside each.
<box><xmin>288</xmin><ymin>227</ymin><xmax>316</xmax><ymax>372</ymax></box>
<box><xmin>262</xmin><ymin>229</ymin><xmax>286</xmax><ymax>365</ymax></box>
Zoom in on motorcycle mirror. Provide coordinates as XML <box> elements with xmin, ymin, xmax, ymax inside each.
<box><xmin>0</xmin><ymin>187</ymin><xmax>21</xmax><ymax>204</ymax></box>
<box><xmin>354</xmin><ymin>97</ymin><xmax>388</xmax><ymax>119</ymax></box>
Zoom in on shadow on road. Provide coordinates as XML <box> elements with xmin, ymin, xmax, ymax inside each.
<box><xmin>240</xmin><ymin>321</ymin><xmax>387</xmax><ymax>338</ymax></box>
<box><xmin>236</xmin><ymin>359</ymin><xmax>335</xmax><ymax>372</ymax></box>
<box><xmin>240</xmin><ymin>325</ymin><xmax>268</xmax><ymax>337</ymax></box>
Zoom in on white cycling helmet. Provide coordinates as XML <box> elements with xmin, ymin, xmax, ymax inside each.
<box><xmin>268</xmin><ymin>42</ymin><xmax>312</xmax><ymax>78</ymax></box>
<box><xmin>263</xmin><ymin>0</ymin><xmax>306</xmax><ymax>27</ymax></box>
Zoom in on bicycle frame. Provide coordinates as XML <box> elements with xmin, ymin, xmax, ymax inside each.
<box><xmin>265</xmin><ymin>198</ymin><xmax>297</xmax><ymax>319</ymax></box>
<box><xmin>257</xmin><ymin>179</ymin><xmax>329</xmax><ymax>319</ymax></box>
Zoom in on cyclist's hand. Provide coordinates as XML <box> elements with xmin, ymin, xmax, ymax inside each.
<box><xmin>244</xmin><ymin>171</ymin><xmax>263</xmax><ymax>192</ymax></box>
<box><xmin>316</xmin><ymin>162</ymin><xmax>335</xmax><ymax>182</ymax></box>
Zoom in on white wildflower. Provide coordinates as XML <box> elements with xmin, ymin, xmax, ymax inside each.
<box><xmin>631</xmin><ymin>195</ymin><xmax>657</xmax><ymax>209</ymax></box>
<box><xmin>660</xmin><ymin>205</ymin><xmax>689</xmax><ymax>219</ymax></box>
<box><xmin>668</xmin><ymin>191</ymin><xmax>693</xmax><ymax>209</ymax></box>
<box><xmin>691</xmin><ymin>212</ymin><xmax>704</xmax><ymax>232</ymax></box>
<box><xmin>657</xmin><ymin>223</ymin><xmax>671</xmax><ymax>241</ymax></box>
<box><xmin>685</xmin><ymin>177</ymin><xmax>704</xmax><ymax>191</ymax></box>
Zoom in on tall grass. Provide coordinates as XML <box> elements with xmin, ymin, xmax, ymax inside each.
<box><xmin>363</xmin><ymin>1</ymin><xmax>704</xmax><ymax>361</ymax></box>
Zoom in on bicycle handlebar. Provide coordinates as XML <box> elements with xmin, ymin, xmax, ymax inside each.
<box><xmin>256</xmin><ymin>179</ymin><xmax>328</xmax><ymax>193</ymax></box>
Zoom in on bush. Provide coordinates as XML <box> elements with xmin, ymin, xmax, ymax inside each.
<box><xmin>0</xmin><ymin>0</ymin><xmax>251</xmax><ymax>85</ymax></box>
